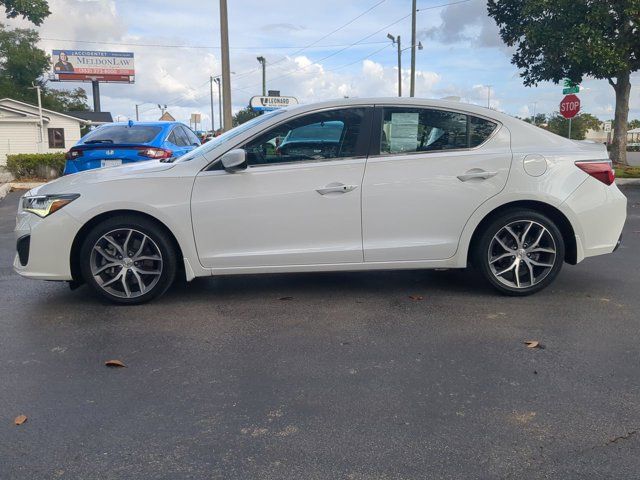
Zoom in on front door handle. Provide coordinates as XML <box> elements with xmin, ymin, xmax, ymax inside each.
<box><xmin>316</xmin><ymin>183</ymin><xmax>358</xmax><ymax>195</ymax></box>
<box><xmin>457</xmin><ymin>170</ymin><xmax>498</xmax><ymax>182</ymax></box>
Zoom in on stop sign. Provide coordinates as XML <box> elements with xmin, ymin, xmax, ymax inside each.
<box><xmin>560</xmin><ymin>94</ymin><xmax>580</xmax><ymax>119</ymax></box>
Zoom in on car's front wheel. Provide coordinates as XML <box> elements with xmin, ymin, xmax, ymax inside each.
<box><xmin>79</xmin><ymin>215</ymin><xmax>177</xmax><ymax>304</ymax></box>
<box><xmin>475</xmin><ymin>209</ymin><xmax>565</xmax><ymax>296</ymax></box>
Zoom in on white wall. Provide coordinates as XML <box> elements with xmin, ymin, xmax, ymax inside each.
<box><xmin>0</xmin><ymin>122</ymin><xmax>40</xmax><ymax>165</ymax></box>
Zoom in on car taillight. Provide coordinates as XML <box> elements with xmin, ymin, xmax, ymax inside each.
<box><xmin>138</xmin><ymin>147</ymin><xmax>173</xmax><ymax>159</ymax></box>
<box><xmin>575</xmin><ymin>160</ymin><xmax>615</xmax><ymax>186</ymax></box>
<box><xmin>65</xmin><ymin>149</ymin><xmax>83</xmax><ymax>160</ymax></box>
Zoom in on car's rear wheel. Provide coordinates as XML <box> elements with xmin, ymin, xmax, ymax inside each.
<box><xmin>79</xmin><ymin>216</ymin><xmax>177</xmax><ymax>304</ymax></box>
<box><xmin>474</xmin><ymin>209</ymin><xmax>565</xmax><ymax>296</ymax></box>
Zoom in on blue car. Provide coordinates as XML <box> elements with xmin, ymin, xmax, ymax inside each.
<box><xmin>64</xmin><ymin>121</ymin><xmax>201</xmax><ymax>174</ymax></box>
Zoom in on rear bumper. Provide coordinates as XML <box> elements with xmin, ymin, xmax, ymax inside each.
<box><xmin>63</xmin><ymin>158</ymin><xmax>151</xmax><ymax>175</ymax></box>
<box><xmin>563</xmin><ymin>177</ymin><xmax>627</xmax><ymax>262</ymax></box>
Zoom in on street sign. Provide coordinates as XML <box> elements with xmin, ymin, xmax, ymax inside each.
<box><xmin>250</xmin><ymin>95</ymin><xmax>298</xmax><ymax>112</ymax></box>
<box><xmin>560</xmin><ymin>94</ymin><xmax>580</xmax><ymax>119</ymax></box>
<box><xmin>604</xmin><ymin>121</ymin><xmax>612</xmax><ymax>133</ymax></box>
<box><xmin>562</xmin><ymin>78</ymin><xmax>580</xmax><ymax>95</ymax></box>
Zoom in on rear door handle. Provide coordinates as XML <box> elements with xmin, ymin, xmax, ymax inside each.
<box><xmin>316</xmin><ymin>183</ymin><xmax>358</xmax><ymax>195</ymax></box>
<box><xmin>457</xmin><ymin>170</ymin><xmax>498</xmax><ymax>182</ymax></box>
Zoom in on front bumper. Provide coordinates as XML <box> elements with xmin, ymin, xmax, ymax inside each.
<box><xmin>13</xmin><ymin>201</ymin><xmax>82</xmax><ymax>281</ymax></box>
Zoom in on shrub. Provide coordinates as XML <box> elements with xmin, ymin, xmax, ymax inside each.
<box><xmin>5</xmin><ymin>153</ymin><xmax>66</xmax><ymax>179</ymax></box>
<box><xmin>615</xmin><ymin>166</ymin><xmax>640</xmax><ymax>178</ymax></box>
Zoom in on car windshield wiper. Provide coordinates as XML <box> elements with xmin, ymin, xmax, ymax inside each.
<box><xmin>84</xmin><ymin>139</ymin><xmax>114</xmax><ymax>144</ymax></box>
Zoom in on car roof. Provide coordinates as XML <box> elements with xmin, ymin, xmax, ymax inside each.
<box><xmin>282</xmin><ymin>97</ymin><xmax>511</xmax><ymax>122</ymax></box>
<box><xmin>106</xmin><ymin>121</ymin><xmax>183</xmax><ymax>128</ymax></box>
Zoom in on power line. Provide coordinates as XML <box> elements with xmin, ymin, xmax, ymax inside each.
<box><xmin>266</xmin><ymin>0</ymin><xmax>387</xmax><ymax>67</ymax></box>
<box><xmin>39</xmin><ymin>37</ymin><xmax>389</xmax><ymax>51</ymax></box>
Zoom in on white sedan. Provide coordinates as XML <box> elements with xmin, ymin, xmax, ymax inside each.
<box><xmin>14</xmin><ymin>98</ymin><xmax>626</xmax><ymax>304</ymax></box>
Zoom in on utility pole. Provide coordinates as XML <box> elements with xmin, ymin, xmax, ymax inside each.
<box><xmin>92</xmin><ymin>80</ymin><xmax>101</xmax><ymax>112</ymax></box>
<box><xmin>486</xmin><ymin>85</ymin><xmax>492</xmax><ymax>109</ymax></box>
<box><xmin>410</xmin><ymin>0</ymin><xmax>417</xmax><ymax>97</ymax></box>
<box><xmin>219</xmin><ymin>0</ymin><xmax>233</xmax><ymax>131</ymax></box>
<box><xmin>30</xmin><ymin>84</ymin><xmax>45</xmax><ymax>152</ymax></box>
<box><xmin>531</xmin><ymin>101</ymin><xmax>537</xmax><ymax>125</ymax></box>
<box><xmin>214</xmin><ymin>76</ymin><xmax>222</xmax><ymax>131</ymax></box>
<box><xmin>257</xmin><ymin>56</ymin><xmax>266</xmax><ymax>96</ymax></box>
<box><xmin>209</xmin><ymin>76</ymin><xmax>216</xmax><ymax>132</ymax></box>
<box><xmin>387</xmin><ymin>33</ymin><xmax>402</xmax><ymax>97</ymax></box>
<box><xmin>135</xmin><ymin>104</ymin><xmax>139</xmax><ymax>121</ymax></box>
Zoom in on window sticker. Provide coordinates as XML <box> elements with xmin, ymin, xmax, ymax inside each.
<box><xmin>389</xmin><ymin>112</ymin><xmax>419</xmax><ymax>153</ymax></box>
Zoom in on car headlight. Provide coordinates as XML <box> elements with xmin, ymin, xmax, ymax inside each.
<box><xmin>22</xmin><ymin>194</ymin><xmax>80</xmax><ymax>218</ymax></box>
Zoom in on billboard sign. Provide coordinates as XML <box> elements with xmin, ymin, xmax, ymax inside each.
<box><xmin>52</xmin><ymin>50</ymin><xmax>135</xmax><ymax>83</ymax></box>
<box><xmin>250</xmin><ymin>95</ymin><xmax>298</xmax><ymax>111</ymax></box>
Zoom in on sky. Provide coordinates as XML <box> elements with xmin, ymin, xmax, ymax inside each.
<box><xmin>4</xmin><ymin>0</ymin><xmax>639</xmax><ymax>129</ymax></box>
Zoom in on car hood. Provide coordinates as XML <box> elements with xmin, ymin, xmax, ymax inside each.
<box><xmin>30</xmin><ymin>160</ymin><xmax>176</xmax><ymax>196</ymax></box>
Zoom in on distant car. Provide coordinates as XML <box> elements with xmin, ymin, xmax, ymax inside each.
<box><xmin>15</xmin><ymin>98</ymin><xmax>626</xmax><ymax>304</ymax></box>
<box><xmin>63</xmin><ymin>121</ymin><xmax>200</xmax><ymax>174</ymax></box>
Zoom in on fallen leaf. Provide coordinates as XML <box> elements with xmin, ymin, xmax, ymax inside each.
<box><xmin>14</xmin><ymin>414</ymin><xmax>27</xmax><ymax>425</ymax></box>
<box><xmin>104</xmin><ymin>359</ymin><xmax>126</xmax><ymax>368</ymax></box>
<box><xmin>600</xmin><ymin>298</ymin><xmax>611</xmax><ymax>303</ymax></box>
<box><xmin>408</xmin><ymin>295</ymin><xmax>424</xmax><ymax>301</ymax></box>
<box><xmin>278</xmin><ymin>296</ymin><xmax>294</xmax><ymax>301</ymax></box>
<box><xmin>524</xmin><ymin>340</ymin><xmax>542</xmax><ymax>349</ymax></box>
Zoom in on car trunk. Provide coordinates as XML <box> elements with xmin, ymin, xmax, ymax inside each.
<box><xmin>66</xmin><ymin>144</ymin><xmax>154</xmax><ymax>171</ymax></box>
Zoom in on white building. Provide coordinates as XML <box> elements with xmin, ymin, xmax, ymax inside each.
<box><xmin>0</xmin><ymin>98</ymin><xmax>88</xmax><ymax>166</ymax></box>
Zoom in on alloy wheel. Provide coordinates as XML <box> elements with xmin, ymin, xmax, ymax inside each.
<box><xmin>90</xmin><ymin>228</ymin><xmax>163</xmax><ymax>299</ymax></box>
<box><xmin>487</xmin><ymin>220</ymin><xmax>557</xmax><ymax>289</ymax></box>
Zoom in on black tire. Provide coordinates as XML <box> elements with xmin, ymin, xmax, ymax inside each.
<box><xmin>79</xmin><ymin>215</ymin><xmax>178</xmax><ymax>304</ymax></box>
<box><xmin>474</xmin><ymin>209</ymin><xmax>565</xmax><ymax>296</ymax></box>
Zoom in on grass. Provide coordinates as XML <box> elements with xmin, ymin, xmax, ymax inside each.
<box><xmin>614</xmin><ymin>166</ymin><xmax>640</xmax><ymax>178</ymax></box>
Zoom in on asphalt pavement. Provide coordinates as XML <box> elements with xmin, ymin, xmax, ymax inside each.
<box><xmin>1</xmin><ymin>187</ymin><xmax>639</xmax><ymax>480</ymax></box>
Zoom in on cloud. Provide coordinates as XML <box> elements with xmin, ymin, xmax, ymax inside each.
<box><xmin>421</xmin><ymin>0</ymin><xmax>504</xmax><ymax>48</ymax></box>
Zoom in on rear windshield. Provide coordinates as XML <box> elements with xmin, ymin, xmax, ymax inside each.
<box><xmin>82</xmin><ymin>125</ymin><xmax>163</xmax><ymax>144</ymax></box>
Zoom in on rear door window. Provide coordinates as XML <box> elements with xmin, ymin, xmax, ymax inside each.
<box><xmin>181</xmin><ymin>126</ymin><xmax>200</xmax><ymax>146</ymax></box>
<box><xmin>82</xmin><ymin>125</ymin><xmax>162</xmax><ymax>144</ymax></box>
<box><xmin>379</xmin><ymin>108</ymin><xmax>498</xmax><ymax>155</ymax></box>
<box><xmin>169</xmin><ymin>127</ymin><xmax>190</xmax><ymax>146</ymax></box>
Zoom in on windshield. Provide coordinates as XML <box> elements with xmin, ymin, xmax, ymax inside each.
<box><xmin>176</xmin><ymin>109</ymin><xmax>287</xmax><ymax>162</ymax></box>
<box><xmin>82</xmin><ymin>125</ymin><xmax>163</xmax><ymax>144</ymax></box>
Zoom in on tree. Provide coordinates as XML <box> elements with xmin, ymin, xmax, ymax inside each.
<box><xmin>232</xmin><ymin>106</ymin><xmax>260</xmax><ymax>127</ymax></box>
<box><xmin>629</xmin><ymin>119</ymin><xmax>640</xmax><ymax>130</ymax></box>
<box><xmin>42</xmin><ymin>87</ymin><xmax>90</xmax><ymax>112</ymax></box>
<box><xmin>0</xmin><ymin>24</ymin><xmax>49</xmax><ymax>99</ymax></box>
<box><xmin>0</xmin><ymin>24</ymin><xmax>90</xmax><ymax>111</ymax></box>
<box><xmin>523</xmin><ymin>113</ymin><xmax>547</xmax><ymax>126</ymax></box>
<box><xmin>545</xmin><ymin>112</ymin><xmax>601</xmax><ymax>140</ymax></box>
<box><xmin>487</xmin><ymin>0</ymin><xmax>639</xmax><ymax>165</ymax></box>
<box><xmin>1</xmin><ymin>0</ymin><xmax>50</xmax><ymax>25</ymax></box>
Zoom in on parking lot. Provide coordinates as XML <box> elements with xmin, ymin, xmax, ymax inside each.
<box><xmin>1</xmin><ymin>186</ymin><xmax>639</xmax><ymax>479</ymax></box>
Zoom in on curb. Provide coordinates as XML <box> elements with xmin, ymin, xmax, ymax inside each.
<box><xmin>616</xmin><ymin>178</ymin><xmax>640</xmax><ymax>186</ymax></box>
<box><xmin>9</xmin><ymin>182</ymin><xmax>45</xmax><ymax>190</ymax></box>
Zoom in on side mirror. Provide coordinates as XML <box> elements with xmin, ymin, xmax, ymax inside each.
<box><xmin>220</xmin><ymin>149</ymin><xmax>247</xmax><ymax>172</ymax></box>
